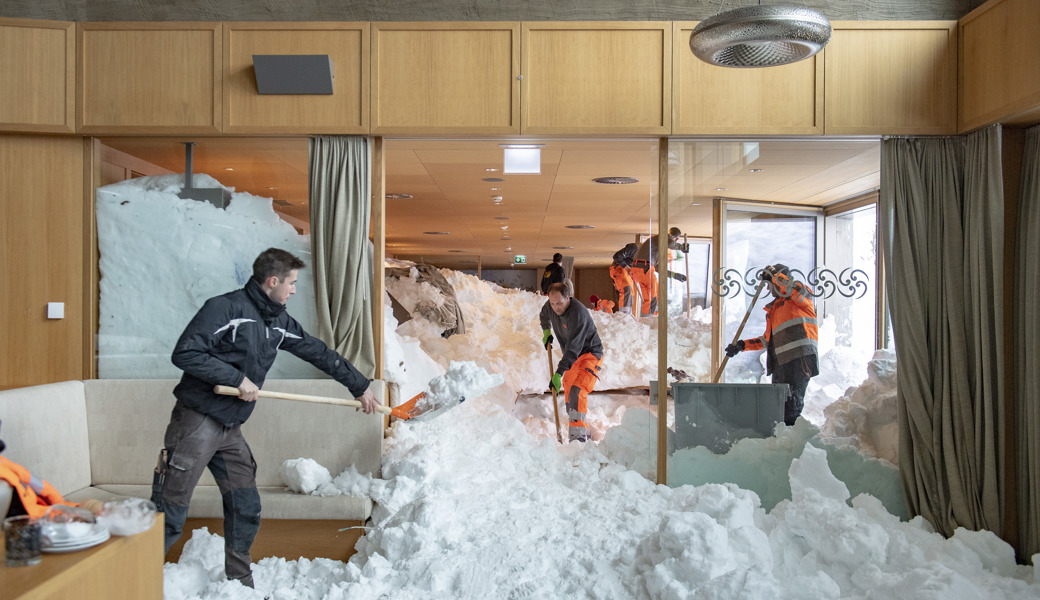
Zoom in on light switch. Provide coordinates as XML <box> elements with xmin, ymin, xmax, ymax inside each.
<box><xmin>47</xmin><ymin>302</ymin><xmax>64</xmax><ymax>319</ymax></box>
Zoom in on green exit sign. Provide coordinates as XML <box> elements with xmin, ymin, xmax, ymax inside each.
<box><xmin>514</xmin><ymin>255</ymin><xmax>527</xmax><ymax>264</ymax></box>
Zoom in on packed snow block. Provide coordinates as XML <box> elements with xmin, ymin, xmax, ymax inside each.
<box><xmin>652</xmin><ymin>382</ymin><xmax>786</xmax><ymax>454</ymax></box>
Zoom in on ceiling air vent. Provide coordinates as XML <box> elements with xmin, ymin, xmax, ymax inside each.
<box><xmin>592</xmin><ymin>177</ymin><xmax>639</xmax><ymax>184</ymax></box>
<box><xmin>385</xmin><ymin>193</ymin><xmax>413</xmax><ymax>200</ymax></box>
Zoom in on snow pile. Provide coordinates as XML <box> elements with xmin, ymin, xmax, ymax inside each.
<box><xmin>819</xmin><ymin>348</ymin><xmax>900</xmax><ymax>464</ymax></box>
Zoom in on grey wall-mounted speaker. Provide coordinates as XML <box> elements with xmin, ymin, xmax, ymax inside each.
<box><xmin>252</xmin><ymin>55</ymin><xmax>334</xmax><ymax>94</ymax></box>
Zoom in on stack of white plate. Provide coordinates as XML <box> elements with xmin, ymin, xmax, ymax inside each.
<box><xmin>41</xmin><ymin>523</ymin><xmax>110</xmax><ymax>553</ymax></box>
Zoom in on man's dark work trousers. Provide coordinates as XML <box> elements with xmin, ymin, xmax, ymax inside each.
<box><xmin>152</xmin><ymin>404</ymin><xmax>261</xmax><ymax>588</ymax></box>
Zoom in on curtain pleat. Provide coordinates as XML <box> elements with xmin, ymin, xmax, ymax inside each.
<box><xmin>880</xmin><ymin>126</ymin><xmax>1004</xmax><ymax>537</ymax></box>
<box><xmin>308</xmin><ymin>136</ymin><xmax>375</xmax><ymax>377</ymax></box>
<box><xmin>1016</xmin><ymin>125</ymin><xmax>1040</xmax><ymax>557</ymax></box>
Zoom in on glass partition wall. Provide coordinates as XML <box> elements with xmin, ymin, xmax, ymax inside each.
<box><xmin>659</xmin><ymin>139</ymin><xmax>881</xmax><ymax>487</ymax></box>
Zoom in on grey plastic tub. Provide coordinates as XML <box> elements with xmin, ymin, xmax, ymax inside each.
<box><xmin>652</xmin><ymin>382</ymin><xmax>787</xmax><ymax>454</ymax></box>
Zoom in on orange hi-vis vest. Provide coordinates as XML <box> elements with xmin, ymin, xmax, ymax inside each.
<box><xmin>595</xmin><ymin>299</ymin><xmax>615</xmax><ymax>313</ymax></box>
<box><xmin>0</xmin><ymin>456</ymin><xmax>74</xmax><ymax>517</ymax></box>
<box><xmin>741</xmin><ymin>272</ymin><xmax>819</xmax><ymax>367</ymax></box>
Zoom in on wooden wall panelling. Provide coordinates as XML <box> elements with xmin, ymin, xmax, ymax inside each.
<box><xmin>224</xmin><ymin>22</ymin><xmax>369</xmax><ymax>133</ymax></box>
<box><xmin>77</xmin><ymin>22</ymin><xmax>222</xmax><ymax>133</ymax></box>
<box><xmin>371</xmin><ymin>22</ymin><xmax>520</xmax><ymax>134</ymax></box>
<box><xmin>521</xmin><ymin>21</ymin><xmax>671</xmax><ymax>134</ymax></box>
<box><xmin>0</xmin><ymin>134</ymin><xmax>86</xmax><ymax>389</ymax></box>
<box><xmin>0</xmin><ymin>18</ymin><xmax>75</xmax><ymax>133</ymax></box>
<box><xmin>824</xmin><ymin>21</ymin><xmax>958</xmax><ymax>135</ymax></box>
<box><xmin>672</xmin><ymin>22</ymin><xmax>823</xmax><ymax>135</ymax></box>
<box><xmin>959</xmin><ymin>0</ymin><xmax>1040</xmax><ymax>131</ymax></box>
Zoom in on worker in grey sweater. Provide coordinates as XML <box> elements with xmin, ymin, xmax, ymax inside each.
<box><xmin>539</xmin><ymin>282</ymin><xmax>604</xmax><ymax>442</ymax></box>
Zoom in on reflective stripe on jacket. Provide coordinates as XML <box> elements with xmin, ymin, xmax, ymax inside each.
<box><xmin>0</xmin><ymin>456</ymin><xmax>74</xmax><ymax>518</ymax></box>
<box><xmin>742</xmin><ymin>272</ymin><xmax>819</xmax><ymax>370</ymax></box>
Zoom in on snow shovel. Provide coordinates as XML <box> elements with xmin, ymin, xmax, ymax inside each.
<box><xmin>214</xmin><ymin>386</ymin><xmax>440</xmax><ymax>421</ymax></box>
<box><xmin>712</xmin><ymin>278</ymin><xmax>768</xmax><ymax>383</ymax></box>
<box><xmin>547</xmin><ymin>344</ymin><xmax>564</xmax><ymax>444</ymax></box>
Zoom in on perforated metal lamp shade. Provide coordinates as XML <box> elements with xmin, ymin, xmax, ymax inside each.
<box><xmin>689</xmin><ymin>5</ymin><xmax>831</xmax><ymax>68</ymax></box>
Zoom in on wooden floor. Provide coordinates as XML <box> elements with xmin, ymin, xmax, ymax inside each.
<box><xmin>165</xmin><ymin>518</ymin><xmax>367</xmax><ymax>564</ymax></box>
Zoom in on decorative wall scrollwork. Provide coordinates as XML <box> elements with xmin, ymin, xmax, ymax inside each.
<box><xmin>711</xmin><ymin>267</ymin><xmax>870</xmax><ymax>300</ymax></box>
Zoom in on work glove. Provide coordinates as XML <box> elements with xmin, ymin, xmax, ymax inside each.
<box><xmin>725</xmin><ymin>340</ymin><xmax>745</xmax><ymax>358</ymax></box>
<box><xmin>542</xmin><ymin>329</ymin><xmax>554</xmax><ymax>349</ymax></box>
<box><xmin>680</xmin><ymin>242</ymin><xmax>690</xmax><ymax>253</ymax></box>
<box><xmin>759</xmin><ymin>265</ymin><xmax>776</xmax><ymax>281</ymax></box>
<box><xmin>670</xmin><ymin>272</ymin><xmax>687</xmax><ymax>282</ymax></box>
<box><xmin>550</xmin><ymin>373</ymin><xmax>563</xmax><ymax>392</ymax></box>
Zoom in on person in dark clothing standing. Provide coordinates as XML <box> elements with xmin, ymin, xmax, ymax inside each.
<box><xmin>540</xmin><ymin>253</ymin><xmax>566</xmax><ymax>295</ymax></box>
<box><xmin>725</xmin><ymin>263</ymin><xmax>819</xmax><ymax>426</ymax></box>
<box><xmin>152</xmin><ymin>248</ymin><xmax>378</xmax><ymax>589</ymax></box>
<box><xmin>539</xmin><ymin>282</ymin><xmax>604</xmax><ymax>442</ymax></box>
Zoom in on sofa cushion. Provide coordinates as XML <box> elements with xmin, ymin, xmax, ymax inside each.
<box><xmin>83</xmin><ymin>379</ymin><xmax>182</xmax><ymax>487</ymax></box>
<box><xmin>87</xmin><ymin>484</ymin><xmax>372</xmax><ymax>521</ymax></box>
<box><xmin>0</xmin><ymin>381</ymin><xmax>92</xmax><ymax>496</ymax></box>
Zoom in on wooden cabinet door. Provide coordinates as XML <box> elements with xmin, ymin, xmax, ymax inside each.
<box><xmin>0</xmin><ymin>18</ymin><xmax>75</xmax><ymax>133</ymax></box>
<box><xmin>824</xmin><ymin>21</ymin><xmax>957</xmax><ymax>135</ymax></box>
<box><xmin>959</xmin><ymin>0</ymin><xmax>1040</xmax><ymax>131</ymax></box>
<box><xmin>78</xmin><ymin>23</ymin><xmax>221</xmax><ymax>133</ymax></box>
<box><xmin>521</xmin><ymin>22</ymin><xmax>671</xmax><ymax>134</ymax></box>
<box><xmin>224</xmin><ymin>23</ymin><xmax>369</xmax><ymax>134</ymax></box>
<box><xmin>372</xmin><ymin>22</ymin><xmax>520</xmax><ymax>134</ymax></box>
<box><xmin>672</xmin><ymin>22</ymin><xmax>823</xmax><ymax>135</ymax></box>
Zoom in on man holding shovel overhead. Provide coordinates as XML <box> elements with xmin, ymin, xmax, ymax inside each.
<box><xmin>152</xmin><ymin>247</ymin><xmax>377</xmax><ymax>590</ymax></box>
<box><xmin>724</xmin><ymin>264</ymin><xmax>819</xmax><ymax>426</ymax></box>
<box><xmin>540</xmin><ymin>282</ymin><xmax>604</xmax><ymax>442</ymax></box>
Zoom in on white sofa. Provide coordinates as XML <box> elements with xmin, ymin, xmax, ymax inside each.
<box><xmin>0</xmin><ymin>379</ymin><xmax>384</xmax><ymax>522</ymax></box>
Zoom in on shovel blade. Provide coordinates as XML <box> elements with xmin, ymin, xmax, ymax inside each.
<box><xmin>390</xmin><ymin>391</ymin><xmax>465</xmax><ymax>421</ymax></box>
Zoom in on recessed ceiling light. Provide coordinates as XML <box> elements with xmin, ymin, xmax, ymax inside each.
<box><xmin>224</xmin><ymin>167</ymin><xmax>234</xmax><ymax>171</ymax></box>
<box><xmin>565</xmin><ymin>225</ymin><xmax>595</xmax><ymax>229</ymax></box>
<box><xmin>593</xmin><ymin>177</ymin><xmax>639</xmax><ymax>184</ymax></box>
<box><xmin>449</xmin><ymin>250</ymin><xmax>467</xmax><ymax>253</ymax></box>
<box><xmin>715</xmin><ymin>187</ymin><xmax>727</xmax><ymax>191</ymax></box>
<box><xmin>750</xmin><ymin>169</ymin><xmax>765</xmax><ymax>173</ymax></box>
<box><xmin>553</xmin><ymin>246</ymin><xmax>573</xmax><ymax>249</ymax></box>
<box><xmin>489</xmin><ymin>187</ymin><xmax>500</xmax><ymax>191</ymax></box>
<box><xmin>494</xmin><ymin>216</ymin><xmax>510</xmax><ymax>220</ymax></box>
<box><xmin>486</xmin><ymin>168</ymin><xmax>499</xmax><ymax>172</ymax></box>
<box><xmin>483</xmin><ymin>177</ymin><xmax>505</xmax><ymax>182</ymax></box>
<box><xmin>500</xmin><ymin>225</ymin><xmax>509</xmax><ymax>230</ymax></box>
<box><xmin>690</xmin><ymin>202</ymin><xmax>702</xmax><ymax>206</ymax></box>
<box><xmin>267</xmin><ymin>186</ymin><xmax>278</xmax><ymax>190</ymax></box>
<box><xmin>386</xmin><ymin>193</ymin><xmax>413</xmax><ymax>200</ymax></box>
<box><xmin>492</xmin><ymin>195</ymin><xmax>503</xmax><ymax>201</ymax></box>
<box><xmin>423</xmin><ymin>231</ymin><xmax>450</xmax><ymax>235</ymax></box>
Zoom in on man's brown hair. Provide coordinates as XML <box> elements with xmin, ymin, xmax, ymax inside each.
<box><xmin>252</xmin><ymin>248</ymin><xmax>305</xmax><ymax>282</ymax></box>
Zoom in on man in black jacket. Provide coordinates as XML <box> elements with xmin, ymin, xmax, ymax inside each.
<box><xmin>540</xmin><ymin>253</ymin><xmax>566</xmax><ymax>295</ymax></box>
<box><xmin>152</xmin><ymin>248</ymin><xmax>377</xmax><ymax>589</ymax></box>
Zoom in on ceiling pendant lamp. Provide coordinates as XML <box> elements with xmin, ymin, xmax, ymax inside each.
<box><xmin>689</xmin><ymin>4</ymin><xmax>831</xmax><ymax>68</ymax></box>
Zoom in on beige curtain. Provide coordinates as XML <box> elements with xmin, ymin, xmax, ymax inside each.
<box><xmin>1016</xmin><ymin>125</ymin><xmax>1040</xmax><ymax>557</ymax></box>
<box><xmin>880</xmin><ymin>126</ymin><xmax>1005</xmax><ymax>537</ymax></box>
<box><xmin>309</xmin><ymin>136</ymin><xmax>375</xmax><ymax>377</ymax></box>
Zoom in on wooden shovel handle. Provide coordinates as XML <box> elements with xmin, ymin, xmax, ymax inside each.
<box><xmin>214</xmin><ymin>385</ymin><xmax>393</xmax><ymax>415</ymax></box>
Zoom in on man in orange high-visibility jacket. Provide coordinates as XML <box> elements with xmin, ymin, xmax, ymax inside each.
<box><xmin>590</xmin><ymin>295</ymin><xmax>615</xmax><ymax>313</ymax></box>
<box><xmin>725</xmin><ymin>263</ymin><xmax>819</xmax><ymax>426</ymax></box>
<box><xmin>610</xmin><ymin>243</ymin><xmax>638</xmax><ymax>315</ymax></box>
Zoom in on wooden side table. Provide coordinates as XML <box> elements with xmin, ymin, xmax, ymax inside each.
<box><xmin>1</xmin><ymin>514</ymin><xmax>164</xmax><ymax>600</ymax></box>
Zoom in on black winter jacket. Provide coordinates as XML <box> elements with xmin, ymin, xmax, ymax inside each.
<box><xmin>171</xmin><ymin>278</ymin><xmax>370</xmax><ymax>426</ymax></box>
